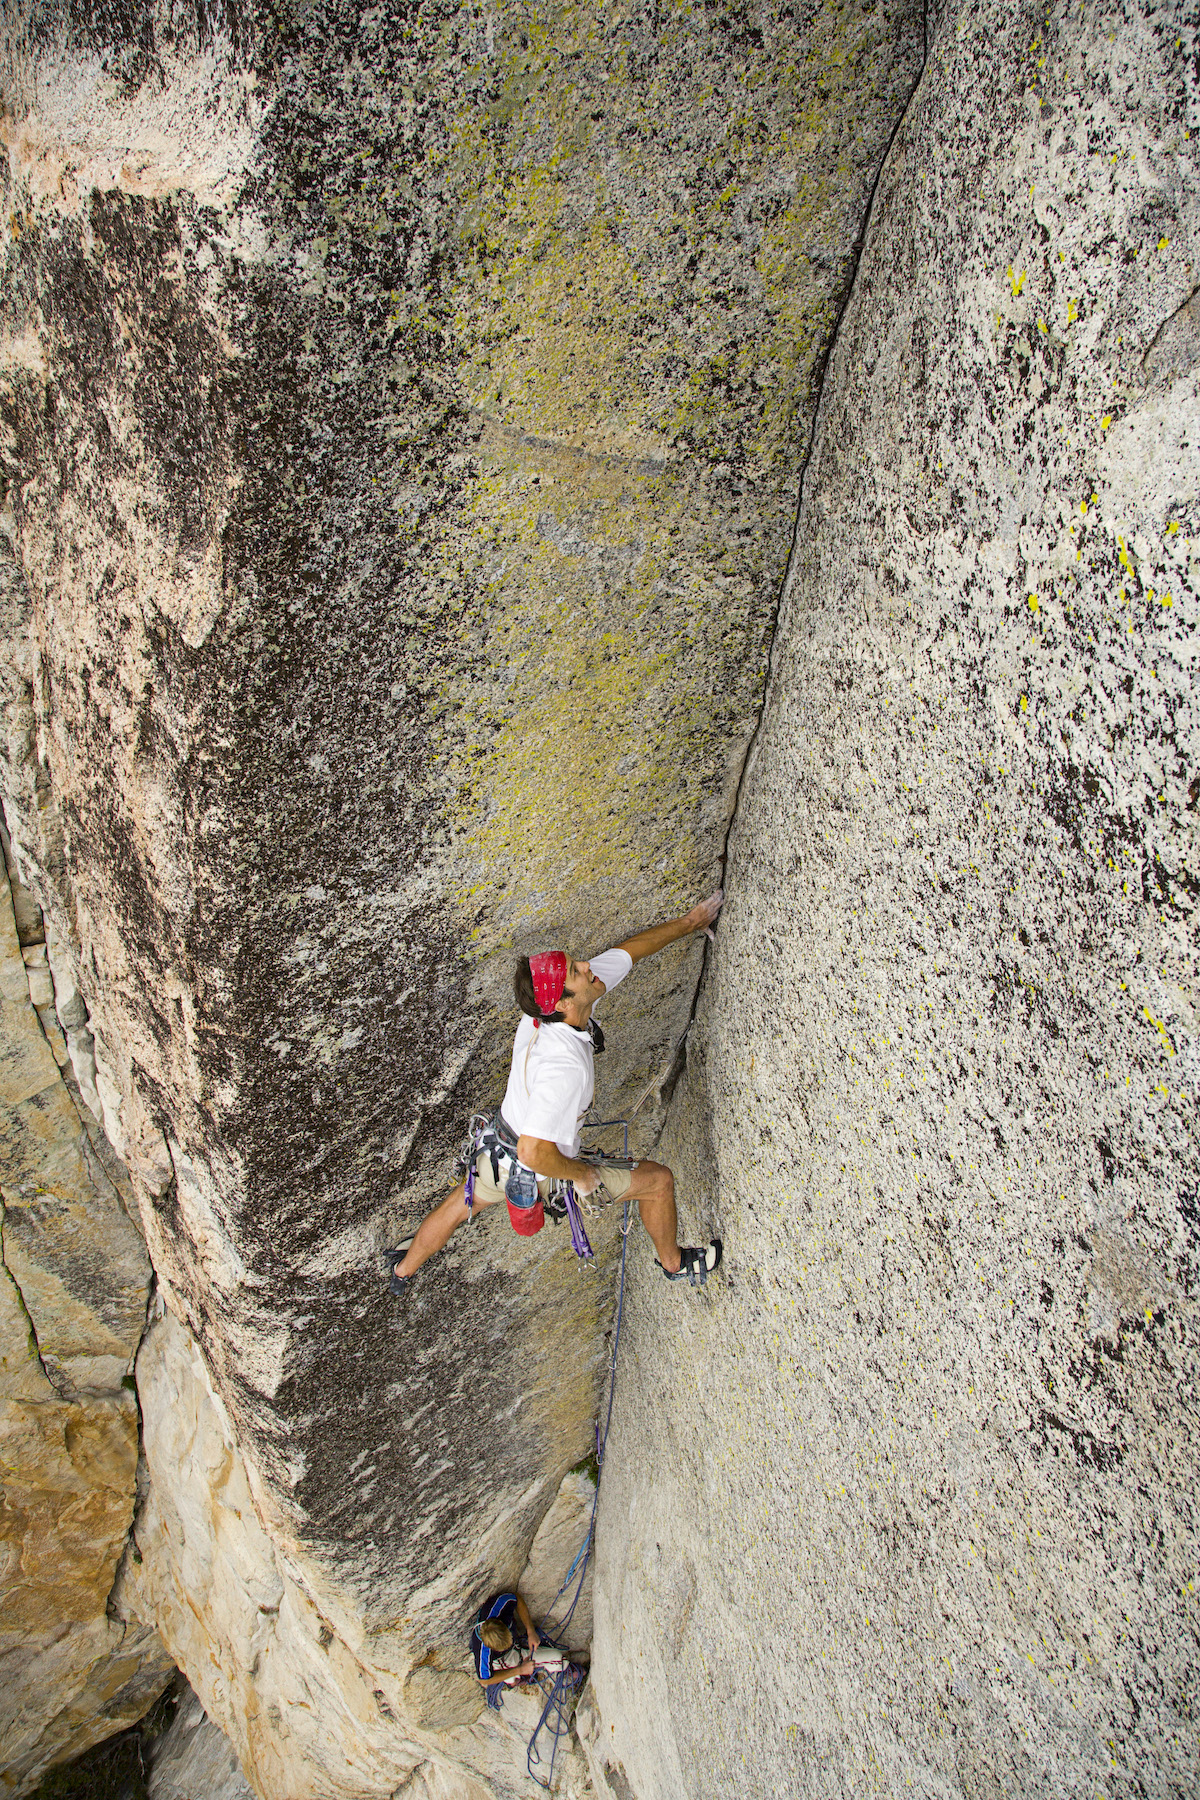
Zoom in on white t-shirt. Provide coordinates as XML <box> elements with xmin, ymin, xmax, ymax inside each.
<box><xmin>500</xmin><ymin>948</ymin><xmax>632</xmax><ymax>1159</ymax></box>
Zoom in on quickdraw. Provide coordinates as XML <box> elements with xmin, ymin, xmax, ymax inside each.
<box><xmin>557</xmin><ymin>1117</ymin><xmax>635</xmax><ymax>1270</ymax></box>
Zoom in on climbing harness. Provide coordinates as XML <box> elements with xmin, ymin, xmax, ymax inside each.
<box><xmin>455</xmin><ymin>1111</ymin><xmax>515</xmax><ymax>1220</ymax></box>
<box><xmin>456</xmin><ymin>1109</ymin><xmax>544</xmax><ymax>1232</ymax></box>
<box><xmin>456</xmin><ymin>1110</ymin><xmax>636</xmax><ymax>1267</ymax></box>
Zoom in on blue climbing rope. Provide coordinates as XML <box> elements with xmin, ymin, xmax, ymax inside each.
<box><xmin>541</xmin><ymin>1194</ymin><xmax>629</xmax><ymax>1638</ymax></box>
<box><xmin>526</xmin><ymin>1659</ymin><xmax>588</xmax><ymax>1790</ymax></box>
<box><xmin>484</xmin><ymin>1116</ymin><xmax>633</xmax><ymax>1784</ymax></box>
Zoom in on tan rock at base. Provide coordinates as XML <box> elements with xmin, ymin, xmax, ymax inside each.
<box><xmin>0</xmin><ymin>860</ymin><xmax>167</xmax><ymax>1796</ymax></box>
<box><xmin>0</xmin><ymin>1385</ymin><xmax>173</xmax><ymax>1791</ymax></box>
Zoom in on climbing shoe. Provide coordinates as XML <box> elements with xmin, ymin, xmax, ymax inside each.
<box><xmin>657</xmin><ymin>1240</ymin><xmax>722</xmax><ymax>1286</ymax></box>
<box><xmin>384</xmin><ymin>1238</ymin><xmax>415</xmax><ymax>1295</ymax></box>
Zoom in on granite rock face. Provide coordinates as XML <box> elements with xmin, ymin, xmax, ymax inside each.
<box><xmin>0</xmin><ymin>847</ymin><xmax>170</xmax><ymax>1793</ymax></box>
<box><xmin>518</xmin><ymin>1467</ymin><xmax>597</xmax><ymax>1657</ymax></box>
<box><xmin>122</xmin><ymin>1306</ymin><xmax>591</xmax><ymax>1798</ymax></box>
<box><xmin>148</xmin><ymin>1686</ymin><xmax>255</xmax><ymax>1800</ymax></box>
<box><xmin>11</xmin><ymin>0</ymin><xmax>1190</xmax><ymax>1793</ymax></box>
<box><xmin>1</xmin><ymin>1</ymin><xmax>923</xmax><ymax>1790</ymax></box>
<box><xmin>590</xmin><ymin>0</ymin><xmax>1200</xmax><ymax>1795</ymax></box>
<box><xmin>119</xmin><ymin>1309</ymin><xmax>434</xmax><ymax>1800</ymax></box>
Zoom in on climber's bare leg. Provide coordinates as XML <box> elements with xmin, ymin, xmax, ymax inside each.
<box><xmin>623</xmin><ymin>1160</ymin><xmax>681</xmax><ymax>1274</ymax></box>
<box><xmin>395</xmin><ymin>1179</ymin><xmax>498</xmax><ymax>1278</ymax></box>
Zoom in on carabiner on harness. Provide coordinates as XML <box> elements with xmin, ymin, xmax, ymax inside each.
<box><xmin>458</xmin><ymin>1111</ymin><xmax>512</xmax><ymax>1220</ymax></box>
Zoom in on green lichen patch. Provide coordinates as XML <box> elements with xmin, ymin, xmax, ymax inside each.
<box><xmin>427</xmin><ymin>0</ymin><xmax>924</xmax><ymax>950</ymax></box>
<box><xmin>446</xmin><ymin>0</ymin><xmax>914</xmax><ymax>476</ymax></box>
<box><xmin>443</xmin><ymin>434</ymin><xmax>779</xmax><ymax>947</ymax></box>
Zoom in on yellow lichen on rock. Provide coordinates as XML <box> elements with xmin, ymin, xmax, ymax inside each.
<box><xmin>437</xmin><ymin>0</ymin><xmax>920</xmax><ymax>960</ymax></box>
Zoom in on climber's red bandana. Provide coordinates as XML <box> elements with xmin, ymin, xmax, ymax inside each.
<box><xmin>529</xmin><ymin>951</ymin><xmax>567</xmax><ymax>1019</ymax></box>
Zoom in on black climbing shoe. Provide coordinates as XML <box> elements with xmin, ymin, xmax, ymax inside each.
<box><xmin>657</xmin><ymin>1240</ymin><xmax>722</xmax><ymax>1286</ymax></box>
<box><xmin>384</xmin><ymin>1238</ymin><xmax>415</xmax><ymax>1295</ymax></box>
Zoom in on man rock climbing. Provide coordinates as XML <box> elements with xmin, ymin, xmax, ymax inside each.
<box><xmin>386</xmin><ymin>891</ymin><xmax>724</xmax><ymax>1293</ymax></box>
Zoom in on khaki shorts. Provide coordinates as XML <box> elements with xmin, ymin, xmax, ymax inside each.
<box><xmin>470</xmin><ymin>1153</ymin><xmax>637</xmax><ymax>1206</ymax></box>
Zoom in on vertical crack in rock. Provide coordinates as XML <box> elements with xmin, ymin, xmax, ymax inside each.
<box><xmin>647</xmin><ymin>24</ymin><xmax>936</xmax><ymax>1126</ymax></box>
<box><xmin>724</xmin><ymin>35</ymin><xmax>934</xmax><ymax>850</ymax></box>
<box><xmin>0</xmin><ymin>1199</ymin><xmax>54</xmax><ymax>1389</ymax></box>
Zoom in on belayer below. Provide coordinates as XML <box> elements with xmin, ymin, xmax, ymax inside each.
<box><xmin>384</xmin><ymin>892</ymin><xmax>724</xmax><ymax>1294</ymax></box>
<box><xmin>470</xmin><ymin>1589</ymin><xmax>579</xmax><ymax>1691</ymax></box>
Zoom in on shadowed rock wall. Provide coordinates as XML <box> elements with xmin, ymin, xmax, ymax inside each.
<box><xmin>148</xmin><ymin>1684</ymin><xmax>255</xmax><ymax>1800</ymax></box>
<box><xmin>0</xmin><ymin>840</ymin><xmax>171</xmax><ymax>1791</ymax></box>
<box><xmin>589</xmin><ymin>0</ymin><xmax>1200</xmax><ymax>1793</ymax></box>
<box><xmin>1</xmin><ymin>0</ymin><xmax>923</xmax><ymax>1791</ymax></box>
<box><xmin>116</xmin><ymin>1309</ymin><xmax>600</xmax><ymax>1796</ymax></box>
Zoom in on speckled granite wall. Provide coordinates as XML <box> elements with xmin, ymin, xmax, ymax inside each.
<box><xmin>1</xmin><ymin>1</ymin><xmax>922</xmax><ymax>1790</ymax></box>
<box><xmin>588</xmin><ymin>0</ymin><xmax>1200</xmax><ymax>1793</ymax></box>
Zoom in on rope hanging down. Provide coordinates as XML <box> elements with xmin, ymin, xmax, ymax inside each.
<box><xmin>525</xmin><ymin>1186</ymin><xmax>632</xmax><ymax>1790</ymax></box>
